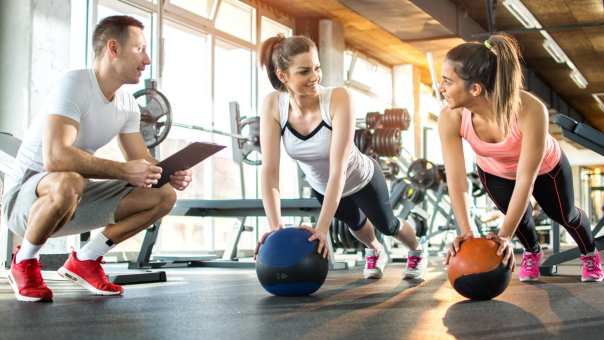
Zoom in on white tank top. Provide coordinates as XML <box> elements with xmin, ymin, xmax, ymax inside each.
<box><xmin>278</xmin><ymin>86</ymin><xmax>374</xmax><ymax>196</ymax></box>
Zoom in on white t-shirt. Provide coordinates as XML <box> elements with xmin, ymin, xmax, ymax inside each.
<box><xmin>6</xmin><ymin>69</ymin><xmax>140</xmax><ymax>190</ymax></box>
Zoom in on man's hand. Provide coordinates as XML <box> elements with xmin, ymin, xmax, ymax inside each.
<box><xmin>170</xmin><ymin>169</ymin><xmax>193</xmax><ymax>191</ymax></box>
<box><xmin>122</xmin><ymin>159</ymin><xmax>162</xmax><ymax>187</ymax></box>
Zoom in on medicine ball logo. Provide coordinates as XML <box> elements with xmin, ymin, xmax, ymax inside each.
<box><xmin>276</xmin><ymin>272</ymin><xmax>288</xmax><ymax>280</ymax></box>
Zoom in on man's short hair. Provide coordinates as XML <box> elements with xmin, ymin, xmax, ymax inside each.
<box><xmin>92</xmin><ymin>15</ymin><xmax>144</xmax><ymax>58</ymax></box>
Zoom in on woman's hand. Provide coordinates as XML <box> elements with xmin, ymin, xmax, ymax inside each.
<box><xmin>444</xmin><ymin>232</ymin><xmax>474</xmax><ymax>265</ymax></box>
<box><xmin>487</xmin><ymin>233</ymin><xmax>515</xmax><ymax>271</ymax></box>
<box><xmin>299</xmin><ymin>225</ymin><xmax>329</xmax><ymax>259</ymax></box>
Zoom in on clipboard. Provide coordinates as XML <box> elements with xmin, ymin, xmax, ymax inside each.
<box><xmin>153</xmin><ymin>142</ymin><xmax>225</xmax><ymax>188</ymax></box>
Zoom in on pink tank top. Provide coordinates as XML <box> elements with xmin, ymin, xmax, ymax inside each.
<box><xmin>460</xmin><ymin>108</ymin><xmax>561</xmax><ymax>180</ymax></box>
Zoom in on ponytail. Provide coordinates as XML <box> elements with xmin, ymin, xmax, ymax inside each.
<box><xmin>487</xmin><ymin>34</ymin><xmax>523</xmax><ymax>135</ymax></box>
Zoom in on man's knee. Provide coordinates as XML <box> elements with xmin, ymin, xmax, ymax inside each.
<box><xmin>51</xmin><ymin>171</ymin><xmax>86</xmax><ymax>196</ymax></box>
<box><xmin>46</xmin><ymin>172</ymin><xmax>85</xmax><ymax>212</ymax></box>
<box><xmin>157</xmin><ymin>185</ymin><xmax>177</xmax><ymax>214</ymax></box>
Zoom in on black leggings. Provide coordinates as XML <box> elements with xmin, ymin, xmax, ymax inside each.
<box><xmin>311</xmin><ymin>161</ymin><xmax>400</xmax><ymax>236</ymax></box>
<box><xmin>477</xmin><ymin>152</ymin><xmax>594</xmax><ymax>254</ymax></box>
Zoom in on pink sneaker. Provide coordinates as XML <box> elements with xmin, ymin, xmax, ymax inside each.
<box><xmin>403</xmin><ymin>248</ymin><xmax>427</xmax><ymax>280</ymax></box>
<box><xmin>580</xmin><ymin>250</ymin><xmax>604</xmax><ymax>282</ymax></box>
<box><xmin>363</xmin><ymin>248</ymin><xmax>388</xmax><ymax>279</ymax></box>
<box><xmin>518</xmin><ymin>251</ymin><xmax>541</xmax><ymax>282</ymax></box>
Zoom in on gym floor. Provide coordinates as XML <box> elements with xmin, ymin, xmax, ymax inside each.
<box><xmin>1</xmin><ymin>254</ymin><xmax>604</xmax><ymax>340</ymax></box>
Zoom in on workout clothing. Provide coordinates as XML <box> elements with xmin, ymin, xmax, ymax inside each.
<box><xmin>1</xmin><ymin>69</ymin><xmax>138</xmax><ymax>237</ymax></box>
<box><xmin>311</xmin><ymin>159</ymin><xmax>401</xmax><ymax>236</ymax></box>
<box><xmin>460</xmin><ymin>108</ymin><xmax>561</xmax><ymax>180</ymax></box>
<box><xmin>5</xmin><ymin>69</ymin><xmax>140</xmax><ymax>192</ymax></box>
<box><xmin>278</xmin><ymin>86</ymin><xmax>373</xmax><ymax>196</ymax></box>
<box><xmin>477</xmin><ymin>152</ymin><xmax>594</xmax><ymax>254</ymax></box>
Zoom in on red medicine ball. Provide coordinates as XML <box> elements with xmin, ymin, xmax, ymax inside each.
<box><xmin>447</xmin><ymin>237</ymin><xmax>511</xmax><ymax>300</ymax></box>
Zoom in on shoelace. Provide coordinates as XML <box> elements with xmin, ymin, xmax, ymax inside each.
<box><xmin>24</xmin><ymin>262</ymin><xmax>45</xmax><ymax>287</ymax></box>
<box><xmin>522</xmin><ymin>257</ymin><xmax>534</xmax><ymax>270</ymax></box>
<box><xmin>583</xmin><ymin>256</ymin><xmax>596</xmax><ymax>272</ymax></box>
<box><xmin>83</xmin><ymin>258</ymin><xmax>111</xmax><ymax>283</ymax></box>
<box><xmin>366</xmin><ymin>256</ymin><xmax>377</xmax><ymax>269</ymax></box>
<box><xmin>407</xmin><ymin>256</ymin><xmax>420</xmax><ymax>270</ymax></box>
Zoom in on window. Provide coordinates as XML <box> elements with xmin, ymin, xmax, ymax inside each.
<box><xmin>155</xmin><ymin>21</ymin><xmax>213</xmax><ymax>252</ymax></box>
<box><xmin>345</xmin><ymin>52</ymin><xmax>393</xmax><ymax>118</ymax></box>
<box><xmin>213</xmin><ymin>38</ymin><xmax>256</xmax><ymax>250</ymax></box>
<box><xmin>170</xmin><ymin>0</ymin><xmax>216</xmax><ymax>18</ymax></box>
<box><xmin>260</xmin><ymin>16</ymin><xmax>292</xmax><ymax>42</ymax></box>
<box><xmin>70</xmin><ymin>0</ymin><xmax>88</xmax><ymax>69</ymax></box>
<box><xmin>215</xmin><ymin>0</ymin><xmax>256</xmax><ymax>43</ymax></box>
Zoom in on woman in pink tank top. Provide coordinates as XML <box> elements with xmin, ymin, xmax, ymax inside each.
<box><xmin>439</xmin><ymin>33</ymin><xmax>602</xmax><ymax>282</ymax></box>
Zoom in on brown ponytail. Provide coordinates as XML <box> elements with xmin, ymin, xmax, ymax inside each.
<box><xmin>445</xmin><ymin>33</ymin><xmax>523</xmax><ymax>135</ymax></box>
<box><xmin>488</xmin><ymin>34</ymin><xmax>523</xmax><ymax>135</ymax></box>
<box><xmin>259</xmin><ymin>34</ymin><xmax>317</xmax><ymax>91</ymax></box>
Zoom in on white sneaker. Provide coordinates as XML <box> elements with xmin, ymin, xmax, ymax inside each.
<box><xmin>363</xmin><ymin>248</ymin><xmax>389</xmax><ymax>279</ymax></box>
<box><xmin>404</xmin><ymin>248</ymin><xmax>428</xmax><ymax>280</ymax></box>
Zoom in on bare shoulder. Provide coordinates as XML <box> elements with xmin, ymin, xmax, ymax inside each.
<box><xmin>519</xmin><ymin>91</ymin><xmax>547</xmax><ymax>118</ymax></box>
<box><xmin>330</xmin><ymin>86</ymin><xmax>351</xmax><ymax>104</ymax></box>
<box><xmin>438</xmin><ymin>106</ymin><xmax>463</xmax><ymax>128</ymax></box>
<box><xmin>261</xmin><ymin>91</ymin><xmax>282</xmax><ymax>120</ymax></box>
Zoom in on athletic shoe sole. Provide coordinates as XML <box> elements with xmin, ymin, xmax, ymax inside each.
<box><xmin>363</xmin><ymin>269</ymin><xmax>383</xmax><ymax>279</ymax></box>
<box><xmin>7</xmin><ymin>272</ymin><xmax>51</xmax><ymax>302</ymax></box>
<box><xmin>519</xmin><ymin>276</ymin><xmax>540</xmax><ymax>282</ymax></box>
<box><xmin>57</xmin><ymin>267</ymin><xmax>122</xmax><ymax>296</ymax></box>
<box><xmin>581</xmin><ymin>276</ymin><xmax>604</xmax><ymax>282</ymax></box>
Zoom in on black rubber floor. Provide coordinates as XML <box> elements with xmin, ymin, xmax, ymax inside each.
<box><xmin>1</xmin><ymin>257</ymin><xmax>604</xmax><ymax>340</ymax></box>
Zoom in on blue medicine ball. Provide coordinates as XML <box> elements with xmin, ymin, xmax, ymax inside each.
<box><xmin>256</xmin><ymin>228</ymin><xmax>329</xmax><ymax>296</ymax></box>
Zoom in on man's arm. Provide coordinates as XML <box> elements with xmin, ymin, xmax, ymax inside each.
<box><xmin>44</xmin><ymin>115</ymin><xmax>125</xmax><ymax>178</ymax></box>
<box><xmin>118</xmin><ymin>132</ymin><xmax>156</xmax><ymax>163</ymax></box>
<box><xmin>43</xmin><ymin>115</ymin><xmax>162</xmax><ymax>187</ymax></box>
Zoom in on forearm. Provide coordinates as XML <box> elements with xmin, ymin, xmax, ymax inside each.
<box><xmin>448</xmin><ymin>179</ymin><xmax>474</xmax><ymax>235</ymax></box>
<box><xmin>498</xmin><ymin>177</ymin><xmax>535</xmax><ymax>238</ymax></box>
<box><xmin>45</xmin><ymin>146</ymin><xmax>124</xmax><ymax>179</ymax></box>
<box><xmin>315</xmin><ymin>170</ymin><xmax>346</xmax><ymax>233</ymax></box>
<box><xmin>261</xmin><ymin>170</ymin><xmax>282</xmax><ymax>230</ymax></box>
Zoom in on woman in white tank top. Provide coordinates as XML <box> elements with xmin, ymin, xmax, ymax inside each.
<box><xmin>256</xmin><ymin>35</ymin><xmax>428</xmax><ymax>280</ymax></box>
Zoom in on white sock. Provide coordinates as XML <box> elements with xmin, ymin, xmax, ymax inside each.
<box><xmin>16</xmin><ymin>238</ymin><xmax>43</xmax><ymax>263</ymax></box>
<box><xmin>77</xmin><ymin>233</ymin><xmax>115</xmax><ymax>261</ymax></box>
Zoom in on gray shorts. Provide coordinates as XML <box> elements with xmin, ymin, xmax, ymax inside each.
<box><xmin>2</xmin><ymin>169</ymin><xmax>134</xmax><ymax>238</ymax></box>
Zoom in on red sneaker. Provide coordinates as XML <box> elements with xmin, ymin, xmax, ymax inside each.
<box><xmin>58</xmin><ymin>251</ymin><xmax>123</xmax><ymax>295</ymax></box>
<box><xmin>8</xmin><ymin>247</ymin><xmax>53</xmax><ymax>302</ymax></box>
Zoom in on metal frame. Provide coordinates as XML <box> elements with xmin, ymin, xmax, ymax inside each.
<box><xmin>130</xmin><ymin>198</ymin><xmax>328</xmax><ymax>270</ymax></box>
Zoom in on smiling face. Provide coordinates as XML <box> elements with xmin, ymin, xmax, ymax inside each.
<box><xmin>277</xmin><ymin>48</ymin><xmax>322</xmax><ymax>96</ymax></box>
<box><xmin>439</xmin><ymin>59</ymin><xmax>485</xmax><ymax>110</ymax></box>
<box><xmin>112</xmin><ymin>26</ymin><xmax>150</xmax><ymax>84</ymax></box>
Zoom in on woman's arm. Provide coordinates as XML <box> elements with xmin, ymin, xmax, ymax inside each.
<box><xmin>310</xmin><ymin>87</ymin><xmax>355</xmax><ymax>256</ymax></box>
<box><xmin>438</xmin><ymin>107</ymin><xmax>476</xmax><ymax>264</ymax></box>
<box><xmin>498</xmin><ymin>92</ymin><xmax>548</xmax><ymax>239</ymax></box>
<box><xmin>260</xmin><ymin>92</ymin><xmax>283</xmax><ymax>230</ymax></box>
<box><xmin>438</xmin><ymin>107</ymin><xmax>473</xmax><ymax>235</ymax></box>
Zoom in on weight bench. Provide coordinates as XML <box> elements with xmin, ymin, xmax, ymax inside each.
<box><xmin>540</xmin><ymin>114</ymin><xmax>604</xmax><ymax>275</ymax></box>
<box><xmin>130</xmin><ymin>198</ymin><xmax>326</xmax><ymax>275</ymax></box>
